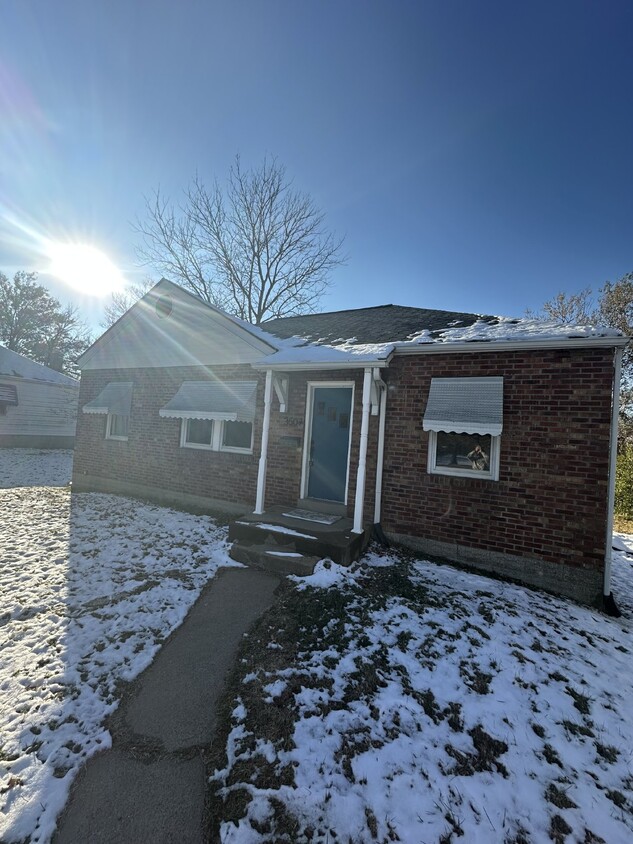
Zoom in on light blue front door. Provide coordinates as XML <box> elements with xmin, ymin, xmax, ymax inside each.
<box><xmin>307</xmin><ymin>386</ymin><xmax>353</xmax><ymax>502</ymax></box>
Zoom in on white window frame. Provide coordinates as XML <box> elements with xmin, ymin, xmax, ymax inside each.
<box><xmin>180</xmin><ymin>418</ymin><xmax>217</xmax><ymax>450</ymax></box>
<box><xmin>220</xmin><ymin>420</ymin><xmax>254</xmax><ymax>454</ymax></box>
<box><xmin>180</xmin><ymin>418</ymin><xmax>253</xmax><ymax>454</ymax></box>
<box><xmin>106</xmin><ymin>413</ymin><xmax>129</xmax><ymax>441</ymax></box>
<box><xmin>427</xmin><ymin>430</ymin><xmax>500</xmax><ymax>481</ymax></box>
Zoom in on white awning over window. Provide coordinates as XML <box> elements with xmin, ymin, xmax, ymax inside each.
<box><xmin>83</xmin><ymin>382</ymin><xmax>133</xmax><ymax>415</ymax></box>
<box><xmin>423</xmin><ymin>377</ymin><xmax>504</xmax><ymax>436</ymax></box>
<box><xmin>159</xmin><ymin>381</ymin><xmax>257</xmax><ymax>422</ymax></box>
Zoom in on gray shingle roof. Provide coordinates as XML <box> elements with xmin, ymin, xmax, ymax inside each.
<box><xmin>261</xmin><ymin>304</ymin><xmax>499</xmax><ymax>346</ymax></box>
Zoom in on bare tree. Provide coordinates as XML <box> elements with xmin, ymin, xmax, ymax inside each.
<box><xmin>101</xmin><ymin>278</ymin><xmax>156</xmax><ymax>328</ymax></box>
<box><xmin>134</xmin><ymin>156</ymin><xmax>345</xmax><ymax>324</ymax></box>
<box><xmin>526</xmin><ymin>288</ymin><xmax>596</xmax><ymax>324</ymax></box>
<box><xmin>0</xmin><ymin>271</ymin><xmax>91</xmax><ymax>377</ymax></box>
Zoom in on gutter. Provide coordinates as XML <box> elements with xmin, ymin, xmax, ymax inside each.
<box><xmin>603</xmin><ymin>346</ymin><xmax>623</xmax><ymax>616</ymax></box>
<box><xmin>393</xmin><ymin>335</ymin><xmax>629</xmax><ymax>356</ymax></box>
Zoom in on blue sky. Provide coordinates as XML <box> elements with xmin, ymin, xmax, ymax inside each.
<box><xmin>1</xmin><ymin>0</ymin><xmax>632</xmax><ymax>329</ymax></box>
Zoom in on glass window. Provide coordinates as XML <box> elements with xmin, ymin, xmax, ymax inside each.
<box><xmin>222</xmin><ymin>420</ymin><xmax>253</xmax><ymax>451</ymax></box>
<box><xmin>428</xmin><ymin>431</ymin><xmax>499</xmax><ymax>480</ymax></box>
<box><xmin>107</xmin><ymin>413</ymin><xmax>129</xmax><ymax>440</ymax></box>
<box><xmin>185</xmin><ymin>418</ymin><xmax>214</xmax><ymax>447</ymax></box>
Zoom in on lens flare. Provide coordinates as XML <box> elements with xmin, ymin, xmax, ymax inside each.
<box><xmin>47</xmin><ymin>243</ymin><xmax>125</xmax><ymax>297</ymax></box>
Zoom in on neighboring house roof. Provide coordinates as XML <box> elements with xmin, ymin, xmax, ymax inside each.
<box><xmin>262</xmin><ymin>304</ymin><xmax>498</xmax><ymax>345</ymax></box>
<box><xmin>0</xmin><ymin>345</ymin><xmax>78</xmax><ymax>386</ymax></box>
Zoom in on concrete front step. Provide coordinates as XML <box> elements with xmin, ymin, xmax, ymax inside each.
<box><xmin>229</xmin><ymin>540</ymin><xmax>320</xmax><ymax>576</ymax></box>
<box><xmin>228</xmin><ymin>510</ymin><xmax>368</xmax><ymax>566</ymax></box>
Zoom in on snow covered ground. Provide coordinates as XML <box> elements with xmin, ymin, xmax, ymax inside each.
<box><xmin>214</xmin><ymin>544</ymin><xmax>633</xmax><ymax>843</ymax></box>
<box><xmin>0</xmin><ymin>448</ymin><xmax>73</xmax><ymax>488</ymax></box>
<box><xmin>0</xmin><ymin>477</ymin><xmax>236</xmax><ymax>843</ymax></box>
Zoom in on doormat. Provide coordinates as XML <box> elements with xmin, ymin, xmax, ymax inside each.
<box><xmin>282</xmin><ymin>508</ymin><xmax>341</xmax><ymax>525</ymax></box>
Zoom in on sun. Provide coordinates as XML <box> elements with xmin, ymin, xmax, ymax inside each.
<box><xmin>47</xmin><ymin>243</ymin><xmax>125</xmax><ymax>297</ymax></box>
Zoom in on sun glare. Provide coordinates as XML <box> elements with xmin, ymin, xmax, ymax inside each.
<box><xmin>47</xmin><ymin>243</ymin><xmax>125</xmax><ymax>297</ymax></box>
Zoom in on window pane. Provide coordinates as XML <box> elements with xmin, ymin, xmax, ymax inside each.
<box><xmin>110</xmin><ymin>414</ymin><xmax>129</xmax><ymax>437</ymax></box>
<box><xmin>186</xmin><ymin>418</ymin><xmax>214</xmax><ymax>445</ymax></box>
<box><xmin>223</xmin><ymin>420</ymin><xmax>252</xmax><ymax>450</ymax></box>
<box><xmin>436</xmin><ymin>432</ymin><xmax>491</xmax><ymax>471</ymax></box>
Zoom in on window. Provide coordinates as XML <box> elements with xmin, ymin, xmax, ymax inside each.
<box><xmin>423</xmin><ymin>377</ymin><xmax>503</xmax><ymax>481</ymax></box>
<box><xmin>427</xmin><ymin>430</ymin><xmax>500</xmax><ymax>480</ymax></box>
<box><xmin>181</xmin><ymin>418</ymin><xmax>215</xmax><ymax>449</ymax></box>
<box><xmin>107</xmin><ymin>413</ymin><xmax>129</xmax><ymax>441</ymax></box>
<box><xmin>180</xmin><ymin>418</ymin><xmax>253</xmax><ymax>453</ymax></box>
<box><xmin>162</xmin><ymin>381</ymin><xmax>257</xmax><ymax>455</ymax></box>
<box><xmin>84</xmin><ymin>382</ymin><xmax>133</xmax><ymax>442</ymax></box>
<box><xmin>221</xmin><ymin>420</ymin><xmax>253</xmax><ymax>452</ymax></box>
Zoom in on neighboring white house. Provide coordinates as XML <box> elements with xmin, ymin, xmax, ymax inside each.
<box><xmin>0</xmin><ymin>346</ymin><xmax>79</xmax><ymax>448</ymax></box>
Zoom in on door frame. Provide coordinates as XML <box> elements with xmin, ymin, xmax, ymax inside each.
<box><xmin>300</xmin><ymin>380</ymin><xmax>355</xmax><ymax>504</ymax></box>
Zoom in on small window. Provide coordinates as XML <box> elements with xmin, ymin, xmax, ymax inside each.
<box><xmin>107</xmin><ymin>413</ymin><xmax>129</xmax><ymax>441</ymax></box>
<box><xmin>182</xmin><ymin>418</ymin><xmax>214</xmax><ymax>449</ymax></box>
<box><xmin>428</xmin><ymin>431</ymin><xmax>500</xmax><ymax>480</ymax></box>
<box><xmin>221</xmin><ymin>420</ymin><xmax>253</xmax><ymax>452</ymax></box>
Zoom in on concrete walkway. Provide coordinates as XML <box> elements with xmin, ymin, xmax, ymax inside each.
<box><xmin>53</xmin><ymin>567</ymin><xmax>280</xmax><ymax>844</ymax></box>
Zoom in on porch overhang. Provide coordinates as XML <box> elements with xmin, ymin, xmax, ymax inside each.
<box><xmin>250</xmin><ymin>357</ymin><xmax>391</xmax><ymax>372</ymax></box>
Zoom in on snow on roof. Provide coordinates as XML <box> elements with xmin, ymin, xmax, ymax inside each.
<box><xmin>407</xmin><ymin>316</ymin><xmax>624</xmax><ymax>345</ymax></box>
<box><xmin>0</xmin><ymin>345</ymin><xmax>79</xmax><ymax>385</ymax></box>
<box><xmin>253</xmin><ymin>313</ymin><xmax>625</xmax><ymax>367</ymax></box>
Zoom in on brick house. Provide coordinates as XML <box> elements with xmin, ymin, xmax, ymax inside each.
<box><xmin>73</xmin><ymin>279</ymin><xmax>626</xmax><ymax>606</ymax></box>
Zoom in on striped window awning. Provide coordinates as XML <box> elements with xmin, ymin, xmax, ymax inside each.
<box><xmin>159</xmin><ymin>381</ymin><xmax>258</xmax><ymax>422</ymax></box>
<box><xmin>0</xmin><ymin>384</ymin><xmax>18</xmax><ymax>406</ymax></box>
<box><xmin>83</xmin><ymin>382</ymin><xmax>133</xmax><ymax>415</ymax></box>
<box><xmin>423</xmin><ymin>377</ymin><xmax>504</xmax><ymax>436</ymax></box>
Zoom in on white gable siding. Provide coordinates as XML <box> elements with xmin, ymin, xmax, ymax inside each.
<box><xmin>0</xmin><ymin>380</ymin><xmax>79</xmax><ymax>438</ymax></box>
<box><xmin>80</xmin><ymin>282</ymin><xmax>275</xmax><ymax>371</ymax></box>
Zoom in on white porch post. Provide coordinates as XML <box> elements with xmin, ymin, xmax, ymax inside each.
<box><xmin>254</xmin><ymin>369</ymin><xmax>273</xmax><ymax>515</ymax></box>
<box><xmin>373</xmin><ymin>374</ymin><xmax>388</xmax><ymax>524</ymax></box>
<box><xmin>353</xmin><ymin>367</ymin><xmax>372</xmax><ymax>534</ymax></box>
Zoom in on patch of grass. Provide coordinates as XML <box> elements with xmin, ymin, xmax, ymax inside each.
<box><xmin>459</xmin><ymin>661</ymin><xmax>493</xmax><ymax>694</ymax></box>
<box><xmin>365</xmin><ymin>806</ymin><xmax>378</xmax><ymax>839</ymax></box>
<box><xmin>531</xmin><ymin>723</ymin><xmax>546</xmax><ymax>739</ymax></box>
<box><xmin>606</xmin><ymin>789</ymin><xmax>626</xmax><ymax>808</ymax></box>
<box><xmin>613</xmin><ymin>513</ymin><xmax>633</xmax><ymax>533</ymax></box>
<box><xmin>549</xmin><ymin>814</ymin><xmax>572</xmax><ymax>843</ymax></box>
<box><xmin>548</xmin><ymin>671</ymin><xmax>568</xmax><ymax>683</ymax></box>
<box><xmin>445</xmin><ymin>725</ymin><xmax>508</xmax><ymax>778</ymax></box>
<box><xmin>595</xmin><ymin>742</ymin><xmax>619</xmax><ymax>763</ymax></box>
<box><xmin>561</xmin><ymin>720</ymin><xmax>594</xmax><ymax>738</ymax></box>
<box><xmin>542</xmin><ymin>744</ymin><xmax>563</xmax><ymax>767</ymax></box>
<box><xmin>565</xmin><ymin>687</ymin><xmax>591</xmax><ymax>715</ymax></box>
<box><xmin>545</xmin><ymin>783</ymin><xmax>577</xmax><ymax>809</ymax></box>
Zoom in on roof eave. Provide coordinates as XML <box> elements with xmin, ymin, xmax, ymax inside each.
<box><xmin>393</xmin><ymin>335</ymin><xmax>629</xmax><ymax>356</ymax></box>
<box><xmin>251</xmin><ymin>357</ymin><xmax>392</xmax><ymax>371</ymax></box>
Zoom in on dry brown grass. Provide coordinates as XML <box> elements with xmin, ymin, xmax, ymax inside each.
<box><xmin>613</xmin><ymin>513</ymin><xmax>633</xmax><ymax>533</ymax></box>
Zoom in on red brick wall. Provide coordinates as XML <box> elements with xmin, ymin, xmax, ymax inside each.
<box><xmin>381</xmin><ymin>347</ymin><xmax>615</xmax><ymax>573</ymax></box>
<box><xmin>74</xmin><ymin>346</ymin><xmax>615</xmax><ymax>582</ymax></box>
<box><xmin>73</xmin><ymin>365</ymin><xmax>264</xmax><ymax>506</ymax></box>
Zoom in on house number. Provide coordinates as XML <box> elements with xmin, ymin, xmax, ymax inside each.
<box><xmin>279</xmin><ymin>416</ymin><xmax>304</xmax><ymax>427</ymax></box>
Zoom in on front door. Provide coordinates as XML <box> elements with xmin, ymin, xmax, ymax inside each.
<box><xmin>306</xmin><ymin>386</ymin><xmax>353</xmax><ymax>502</ymax></box>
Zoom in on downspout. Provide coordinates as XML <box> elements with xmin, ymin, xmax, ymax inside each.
<box><xmin>254</xmin><ymin>369</ymin><xmax>273</xmax><ymax>515</ymax></box>
<box><xmin>603</xmin><ymin>346</ymin><xmax>623</xmax><ymax>615</ymax></box>
<box><xmin>353</xmin><ymin>367</ymin><xmax>372</xmax><ymax>534</ymax></box>
<box><xmin>372</xmin><ymin>370</ymin><xmax>390</xmax><ymax>546</ymax></box>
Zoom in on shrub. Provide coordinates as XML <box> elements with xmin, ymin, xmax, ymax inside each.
<box><xmin>614</xmin><ymin>447</ymin><xmax>633</xmax><ymax>518</ymax></box>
